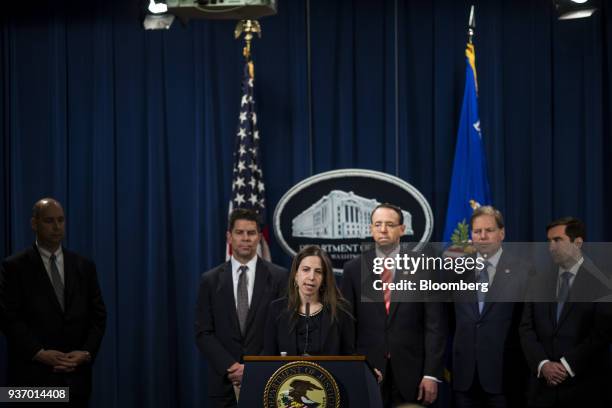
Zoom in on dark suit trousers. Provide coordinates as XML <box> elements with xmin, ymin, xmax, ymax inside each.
<box><xmin>454</xmin><ymin>370</ymin><xmax>506</xmax><ymax>408</ymax></box>
<box><xmin>382</xmin><ymin>358</ymin><xmax>404</xmax><ymax>408</ymax></box>
<box><xmin>381</xmin><ymin>358</ymin><xmax>438</xmax><ymax>408</ymax></box>
<box><xmin>209</xmin><ymin>395</ymin><xmax>237</xmax><ymax>408</ymax></box>
<box><xmin>209</xmin><ymin>379</ymin><xmax>237</xmax><ymax>408</ymax></box>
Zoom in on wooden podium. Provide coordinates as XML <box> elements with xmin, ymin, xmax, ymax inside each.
<box><xmin>238</xmin><ymin>355</ymin><xmax>382</xmax><ymax>407</ymax></box>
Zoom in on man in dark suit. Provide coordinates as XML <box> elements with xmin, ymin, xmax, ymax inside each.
<box><xmin>0</xmin><ymin>198</ymin><xmax>107</xmax><ymax>406</ymax></box>
<box><xmin>452</xmin><ymin>206</ymin><xmax>529</xmax><ymax>408</ymax></box>
<box><xmin>341</xmin><ymin>203</ymin><xmax>446</xmax><ymax>407</ymax></box>
<box><xmin>520</xmin><ymin>217</ymin><xmax>611</xmax><ymax>408</ymax></box>
<box><xmin>195</xmin><ymin>208</ymin><xmax>287</xmax><ymax>407</ymax></box>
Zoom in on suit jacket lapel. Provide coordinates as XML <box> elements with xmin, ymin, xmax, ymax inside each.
<box><xmin>362</xmin><ymin>251</ymin><xmax>387</xmax><ymax>318</ymax></box>
<box><xmin>387</xmin><ymin>301</ymin><xmax>399</xmax><ymax>323</ymax></box>
<box><xmin>278</xmin><ymin>309</ymin><xmax>299</xmax><ymax>355</ymax></box>
<box><xmin>28</xmin><ymin>245</ymin><xmax>64</xmax><ymax>314</ymax></box>
<box><xmin>387</xmin><ymin>263</ymin><xmax>403</xmax><ymax>323</ymax></box>
<box><xmin>463</xmin><ymin>268</ymin><xmax>481</xmax><ymax>319</ymax></box>
<box><xmin>63</xmin><ymin>249</ymin><xmax>75</xmax><ymax>312</ymax></box>
<box><xmin>480</xmin><ymin>255</ymin><xmax>511</xmax><ymax>318</ymax></box>
<box><xmin>556</xmin><ymin>301</ymin><xmax>574</xmax><ymax>328</ymax></box>
<box><xmin>244</xmin><ymin>258</ymin><xmax>268</xmax><ymax>337</ymax></box>
<box><xmin>547</xmin><ymin>276</ymin><xmax>558</xmax><ymax>328</ymax></box>
<box><xmin>557</xmin><ymin>265</ymin><xmax>590</xmax><ymax>327</ymax></box>
<box><xmin>553</xmin><ymin>263</ymin><xmax>595</xmax><ymax>329</ymax></box>
<box><xmin>546</xmin><ymin>268</ymin><xmax>563</xmax><ymax>329</ymax></box>
<box><xmin>218</xmin><ymin>262</ymin><xmax>241</xmax><ymax>337</ymax></box>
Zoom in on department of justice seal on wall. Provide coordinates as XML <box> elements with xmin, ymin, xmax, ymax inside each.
<box><xmin>263</xmin><ymin>361</ymin><xmax>340</xmax><ymax>408</ymax></box>
<box><xmin>273</xmin><ymin>169</ymin><xmax>434</xmax><ymax>273</ymax></box>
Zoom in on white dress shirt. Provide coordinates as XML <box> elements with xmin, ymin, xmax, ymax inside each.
<box><xmin>556</xmin><ymin>257</ymin><xmax>583</xmax><ymax>298</ymax></box>
<box><xmin>477</xmin><ymin>247</ymin><xmax>503</xmax><ymax>285</ymax></box>
<box><xmin>375</xmin><ymin>244</ymin><xmax>400</xmax><ymax>280</ymax></box>
<box><xmin>230</xmin><ymin>255</ymin><xmax>257</xmax><ymax>308</ymax></box>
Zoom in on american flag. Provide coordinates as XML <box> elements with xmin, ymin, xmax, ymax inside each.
<box><xmin>227</xmin><ymin>59</ymin><xmax>271</xmax><ymax>261</ymax></box>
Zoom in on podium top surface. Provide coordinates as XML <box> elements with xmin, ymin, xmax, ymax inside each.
<box><xmin>244</xmin><ymin>355</ymin><xmax>366</xmax><ymax>362</ymax></box>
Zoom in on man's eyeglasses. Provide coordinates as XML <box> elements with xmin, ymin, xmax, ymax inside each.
<box><xmin>372</xmin><ymin>222</ymin><xmax>401</xmax><ymax>230</ymax></box>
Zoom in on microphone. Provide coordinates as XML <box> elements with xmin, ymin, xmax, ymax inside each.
<box><xmin>303</xmin><ymin>302</ymin><xmax>310</xmax><ymax>356</ymax></box>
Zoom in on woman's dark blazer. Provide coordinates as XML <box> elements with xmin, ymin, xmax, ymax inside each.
<box><xmin>262</xmin><ymin>297</ymin><xmax>355</xmax><ymax>356</ymax></box>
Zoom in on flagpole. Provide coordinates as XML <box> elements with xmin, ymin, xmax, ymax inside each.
<box><xmin>466</xmin><ymin>6</ymin><xmax>478</xmax><ymax>93</ymax></box>
<box><xmin>468</xmin><ymin>5</ymin><xmax>475</xmax><ymax>44</ymax></box>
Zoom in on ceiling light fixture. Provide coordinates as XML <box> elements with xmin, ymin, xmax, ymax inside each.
<box><xmin>553</xmin><ymin>0</ymin><xmax>597</xmax><ymax>20</ymax></box>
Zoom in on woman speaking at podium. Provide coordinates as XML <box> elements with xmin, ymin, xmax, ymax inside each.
<box><xmin>263</xmin><ymin>245</ymin><xmax>355</xmax><ymax>356</ymax></box>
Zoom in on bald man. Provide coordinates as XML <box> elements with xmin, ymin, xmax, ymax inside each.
<box><xmin>0</xmin><ymin>198</ymin><xmax>106</xmax><ymax>407</ymax></box>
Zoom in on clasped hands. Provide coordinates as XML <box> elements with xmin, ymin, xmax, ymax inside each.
<box><xmin>541</xmin><ymin>361</ymin><xmax>569</xmax><ymax>386</ymax></box>
<box><xmin>34</xmin><ymin>350</ymin><xmax>90</xmax><ymax>373</ymax></box>
<box><xmin>227</xmin><ymin>362</ymin><xmax>244</xmax><ymax>387</ymax></box>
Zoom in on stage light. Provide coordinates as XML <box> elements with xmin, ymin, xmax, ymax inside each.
<box><xmin>144</xmin><ymin>0</ymin><xmax>174</xmax><ymax>30</ymax></box>
<box><xmin>553</xmin><ymin>0</ymin><xmax>597</xmax><ymax>20</ymax></box>
<box><xmin>148</xmin><ymin>0</ymin><xmax>168</xmax><ymax>14</ymax></box>
<box><xmin>143</xmin><ymin>14</ymin><xmax>174</xmax><ymax>29</ymax></box>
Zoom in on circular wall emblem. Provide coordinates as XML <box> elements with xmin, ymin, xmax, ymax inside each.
<box><xmin>263</xmin><ymin>361</ymin><xmax>340</xmax><ymax>408</ymax></box>
<box><xmin>273</xmin><ymin>169</ymin><xmax>434</xmax><ymax>273</ymax></box>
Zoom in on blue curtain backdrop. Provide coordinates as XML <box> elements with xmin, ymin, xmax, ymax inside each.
<box><xmin>1</xmin><ymin>0</ymin><xmax>611</xmax><ymax>406</ymax></box>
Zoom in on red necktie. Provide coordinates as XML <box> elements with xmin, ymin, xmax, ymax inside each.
<box><xmin>381</xmin><ymin>266</ymin><xmax>392</xmax><ymax>314</ymax></box>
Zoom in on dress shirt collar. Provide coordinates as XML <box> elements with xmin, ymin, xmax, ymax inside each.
<box><xmin>231</xmin><ymin>255</ymin><xmax>258</xmax><ymax>277</ymax></box>
<box><xmin>558</xmin><ymin>256</ymin><xmax>584</xmax><ymax>278</ymax></box>
<box><xmin>230</xmin><ymin>255</ymin><xmax>257</xmax><ymax>308</ymax></box>
<box><xmin>375</xmin><ymin>244</ymin><xmax>400</xmax><ymax>279</ymax></box>
<box><xmin>36</xmin><ymin>241</ymin><xmax>63</xmax><ymax>260</ymax></box>
<box><xmin>35</xmin><ymin>241</ymin><xmax>65</xmax><ymax>284</ymax></box>
<box><xmin>478</xmin><ymin>247</ymin><xmax>503</xmax><ymax>269</ymax></box>
<box><xmin>476</xmin><ymin>247</ymin><xmax>502</xmax><ymax>284</ymax></box>
<box><xmin>375</xmin><ymin>244</ymin><xmax>400</xmax><ymax>263</ymax></box>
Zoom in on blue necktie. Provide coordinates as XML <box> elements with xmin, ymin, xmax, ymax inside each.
<box><xmin>477</xmin><ymin>262</ymin><xmax>490</xmax><ymax>314</ymax></box>
<box><xmin>556</xmin><ymin>271</ymin><xmax>572</xmax><ymax>322</ymax></box>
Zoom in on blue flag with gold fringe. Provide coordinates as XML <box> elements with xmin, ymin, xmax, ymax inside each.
<box><xmin>442</xmin><ymin>43</ymin><xmax>491</xmax><ymax>243</ymax></box>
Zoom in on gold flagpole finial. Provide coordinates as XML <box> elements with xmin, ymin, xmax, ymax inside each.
<box><xmin>235</xmin><ymin>19</ymin><xmax>261</xmax><ymax>68</ymax></box>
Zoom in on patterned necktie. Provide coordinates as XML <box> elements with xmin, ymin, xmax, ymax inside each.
<box><xmin>557</xmin><ymin>271</ymin><xmax>572</xmax><ymax>322</ymax></box>
<box><xmin>477</xmin><ymin>262</ymin><xmax>490</xmax><ymax>314</ymax></box>
<box><xmin>236</xmin><ymin>265</ymin><xmax>249</xmax><ymax>335</ymax></box>
<box><xmin>49</xmin><ymin>254</ymin><xmax>65</xmax><ymax>311</ymax></box>
<box><xmin>381</xmin><ymin>266</ymin><xmax>392</xmax><ymax>315</ymax></box>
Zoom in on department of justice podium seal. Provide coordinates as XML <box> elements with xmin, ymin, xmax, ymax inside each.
<box><xmin>263</xmin><ymin>361</ymin><xmax>340</xmax><ymax>408</ymax></box>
